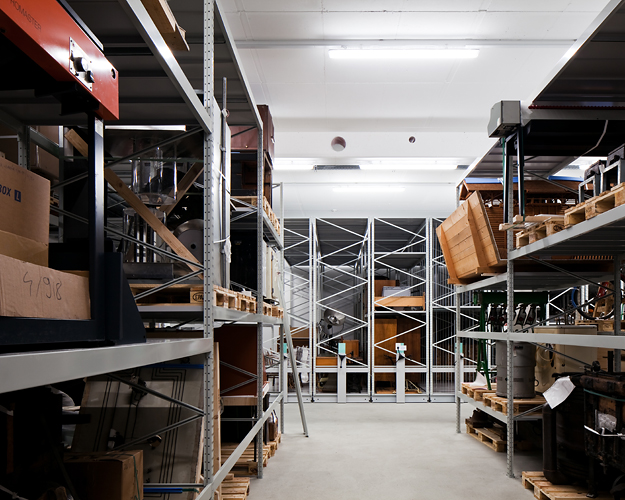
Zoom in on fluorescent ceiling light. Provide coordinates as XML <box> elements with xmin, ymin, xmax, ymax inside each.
<box><xmin>333</xmin><ymin>186</ymin><xmax>405</xmax><ymax>194</ymax></box>
<box><xmin>329</xmin><ymin>49</ymin><xmax>479</xmax><ymax>60</ymax></box>
<box><xmin>360</xmin><ymin>163</ymin><xmax>457</xmax><ymax>170</ymax></box>
<box><xmin>359</xmin><ymin>158</ymin><xmax>461</xmax><ymax>170</ymax></box>
<box><xmin>105</xmin><ymin>125</ymin><xmax>187</xmax><ymax>131</ymax></box>
<box><xmin>273</xmin><ymin>159</ymin><xmax>314</xmax><ymax>170</ymax></box>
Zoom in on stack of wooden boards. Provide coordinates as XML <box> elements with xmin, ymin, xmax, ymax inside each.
<box><xmin>232</xmin><ymin>195</ymin><xmax>281</xmax><ymax>236</ymax></box>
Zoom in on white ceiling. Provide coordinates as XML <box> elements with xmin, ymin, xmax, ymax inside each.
<box><xmin>219</xmin><ymin>0</ymin><xmax>612</xmax><ymax>217</ymax></box>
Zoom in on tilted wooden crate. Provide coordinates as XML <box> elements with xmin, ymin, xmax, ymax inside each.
<box><xmin>436</xmin><ymin>191</ymin><xmax>505</xmax><ymax>284</ymax></box>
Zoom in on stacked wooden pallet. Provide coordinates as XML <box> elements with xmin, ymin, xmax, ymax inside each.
<box><xmin>512</xmin><ymin>215</ymin><xmax>565</xmax><ymax>248</ymax></box>
<box><xmin>221</xmin><ymin>431</ymin><xmax>281</xmax><ymax>476</ymax></box>
<box><xmin>461</xmin><ymin>382</ymin><xmax>545</xmax><ymax>416</ymax></box>
<box><xmin>564</xmin><ymin>182</ymin><xmax>625</xmax><ymax>227</ymax></box>
<box><xmin>482</xmin><ymin>393</ymin><xmax>545</xmax><ymax>416</ymax></box>
<box><xmin>461</xmin><ymin>382</ymin><xmax>497</xmax><ymax>402</ymax></box>
<box><xmin>232</xmin><ymin>195</ymin><xmax>281</xmax><ymax>235</ymax></box>
<box><xmin>521</xmin><ymin>472</ymin><xmax>611</xmax><ymax>500</ymax></box>
<box><xmin>203</xmin><ymin>286</ymin><xmax>258</xmax><ymax>313</ymax></box>
<box><xmin>215</xmin><ymin>473</ymin><xmax>251</xmax><ymax>500</ymax></box>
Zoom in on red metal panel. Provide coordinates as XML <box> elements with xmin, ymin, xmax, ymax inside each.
<box><xmin>0</xmin><ymin>0</ymin><xmax>119</xmax><ymax>120</ymax></box>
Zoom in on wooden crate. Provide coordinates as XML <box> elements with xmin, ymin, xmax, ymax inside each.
<box><xmin>436</xmin><ymin>191</ymin><xmax>505</xmax><ymax>284</ymax></box>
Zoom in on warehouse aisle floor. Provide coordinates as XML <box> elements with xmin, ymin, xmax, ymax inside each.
<box><xmin>248</xmin><ymin>402</ymin><xmax>540</xmax><ymax>500</ymax></box>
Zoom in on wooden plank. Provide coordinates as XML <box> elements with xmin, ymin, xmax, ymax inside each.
<box><xmin>160</xmin><ymin>162</ymin><xmax>204</xmax><ymax>215</ymax></box>
<box><xmin>64</xmin><ymin>129</ymin><xmax>88</xmax><ymax>157</ymax></box>
<box><xmin>374</xmin><ymin>295</ymin><xmax>425</xmax><ymax>308</ymax></box>
<box><xmin>141</xmin><ymin>0</ymin><xmax>177</xmax><ymax>34</ymax></box>
<box><xmin>163</xmin><ymin>23</ymin><xmax>190</xmax><ymax>52</ymax></box>
<box><xmin>104</xmin><ymin>168</ymin><xmax>202</xmax><ymax>273</ymax></box>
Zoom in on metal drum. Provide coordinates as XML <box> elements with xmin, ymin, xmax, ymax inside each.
<box><xmin>495</xmin><ymin>341</ymin><xmax>536</xmax><ymax>398</ymax></box>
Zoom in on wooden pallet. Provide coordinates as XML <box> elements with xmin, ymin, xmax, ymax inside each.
<box><xmin>236</xmin><ymin>292</ymin><xmax>258</xmax><ymax>313</ymax></box>
<box><xmin>515</xmin><ymin>219</ymin><xmax>565</xmax><ymax>248</ymax></box>
<box><xmin>521</xmin><ymin>472</ymin><xmax>611</xmax><ymax>500</ymax></box>
<box><xmin>483</xmin><ymin>393</ymin><xmax>545</xmax><ymax>416</ymax></box>
<box><xmin>267</xmin><ymin>430</ymin><xmax>282</xmax><ymax>457</ymax></box>
<box><xmin>211</xmin><ymin>285</ymin><xmax>239</xmax><ymax>309</ymax></box>
<box><xmin>461</xmin><ymin>382</ymin><xmax>497</xmax><ymax>402</ymax></box>
<box><xmin>465</xmin><ymin>421</ymin><xmax>505</xmax><ymax>452</ymax></box>
<box><xmin>130</xmin><ymin>282</ymin><xmax>198</xmax><ymax>305</ymax></box>
<box><xmin>232</xmin><ymin>195</ymin><xmax>281</xmax><ymax>235</ymax></box>
<box><xmin>218</xmin><ymin>473</ymin><xmax>251</xmax><ymax>500</ymax></box>
<box><xmin>221</xmin><ymin>442</ymin><xmax>271</xmax><ymax>476</ymax></box>
<box><xmin>564</xmin><ymin>182</ymin><xmax>625</xmax><ymax>227</ymax></box>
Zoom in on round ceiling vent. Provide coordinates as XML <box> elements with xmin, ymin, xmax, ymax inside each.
<box><xmin>331</xmin><ymin>136</ymin><xmax>346</xmax><ymax>152</ymax></box>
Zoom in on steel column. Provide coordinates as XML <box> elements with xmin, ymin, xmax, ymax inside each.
<box><xmin>256</xmin><ymin>124</ymin><xmax>264</xmax><ymax>479</ymax></box>
<box><xmin>615</xmin><ymin>254</ymin><xmax>622</xmax><ymax>372</ymax></box>
<box><xmin>202</xmin><ymin>1</ymin><xmax>215</xmax><ymax>498</ymax></box>
<box><xmin>505</xmin><ymin>134</ymin><xmax>515</xmax><ymax>479</ymax></box>
<box><xmin>88</xmin><ymin>114</ymin><xmax>105</xmax><ymax>336</ymax></box>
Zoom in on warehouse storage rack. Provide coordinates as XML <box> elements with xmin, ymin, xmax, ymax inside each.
<box><xmin>453</xmin><ymin>0</ymin><xmax>625</xmax><ymax>478</ymax></box>
<box><xmin>0</xmin><ymin>0</ymin><xmax>306</xmax><ymax>498</ymax></box>
<box><xmin>279</xmin><ymin>217</ymin><xmax>472</xmax><ymax>402</ymax></box>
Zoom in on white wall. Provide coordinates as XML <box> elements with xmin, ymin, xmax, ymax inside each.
<box><xmin>273</xmin><ymin>168</ymin><xmax>460</xmax><ymax>219</ymax></box>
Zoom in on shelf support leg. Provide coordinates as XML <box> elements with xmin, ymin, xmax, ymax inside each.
<box><xmin>505</xmin><ymin>131</ymin><xmax>515</xmax><ymax>479</ymax></box>
<box><xmin>455</xmin><ymin>288</ymin><xmax>461</xmax><ymax>433</ymax></box>
<box><xmin>202</xmin><ymin>0</ymin><xmax>215</xmax><ymax>496</ymax></box>
<box><xmin>615</xmin><ymin>253</ymin><xmax>622</xmax><ymax>372</ymax></box>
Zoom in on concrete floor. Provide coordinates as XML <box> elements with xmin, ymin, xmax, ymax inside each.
<box><xmin>249</xmin><ymin>402</ymin><xmax>541</xmax><ymax>500</ymax></box>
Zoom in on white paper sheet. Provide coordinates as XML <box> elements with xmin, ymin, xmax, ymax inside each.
<box><xmin>544</xmin><ymin>376</ymin><xmax>575</xmax><ymax>408</ymax></box>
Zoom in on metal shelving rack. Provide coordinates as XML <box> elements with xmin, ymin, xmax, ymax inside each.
<box><xmin>0</xmin><ymin>0</ymin><xmax>305</xmax><ymax>498</ymax></box>
<box><xmin>280</xmin><ymin>217</ymin><xmax>461</xmax><ymax>403</ymax></box>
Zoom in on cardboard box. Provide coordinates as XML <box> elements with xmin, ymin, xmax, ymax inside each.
<box><xmin>0</xmin><ymin>254</ymin><xmax>90</xmax><ymax>319</ymax></box>
<box><xmin>0</xmin><ymin>157</ymin><xmax>50</xmax><ymax>265</ymax></box>
<box><xmin>30</xmin><ymin>126</ymin><xmax>60</xmax><ymax>180</ymax></box>
<box><xmin>65</xmin><ymin>450</ymin><xmax>143</xmax><ymax>500</ymax></box>
<box><xmin>0</xmin><ymin>228</ymin><xmax>48</xmax><ymax>266</ymax></box>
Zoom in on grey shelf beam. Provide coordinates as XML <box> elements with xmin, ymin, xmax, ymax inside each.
<box><xmin>456</xmin><ymin>271</ymin><xmax>614</xmax><ymax>293</ymax></box>
<box><xmin>460</xmin><ymin>330</ymin><xmax>625</xmax><ymax>349</ymax></box>
<box><xmin>0</xmin><ymin>339</ymin><xmax>212</xmax><ymax>394</ymax></box>
<box><xmin>136</xmin><ymin>305</ymin><xmax>283</xmax><ymax>324</ymax></box>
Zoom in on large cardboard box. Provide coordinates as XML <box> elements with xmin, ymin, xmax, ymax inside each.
<box><xmin>0</xmin><ymin>254</ymin><xmax>90</xmax><ymax>319</ymax></box>
<box><xmin>0</xmin><ymin>157</ymin><xmax>50</xmax><ymax>265</ymax></box>
<box><xmin>65</xmin><ymin>450</ymin><xmax>143</xmax><ymax>500</ymax></box>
